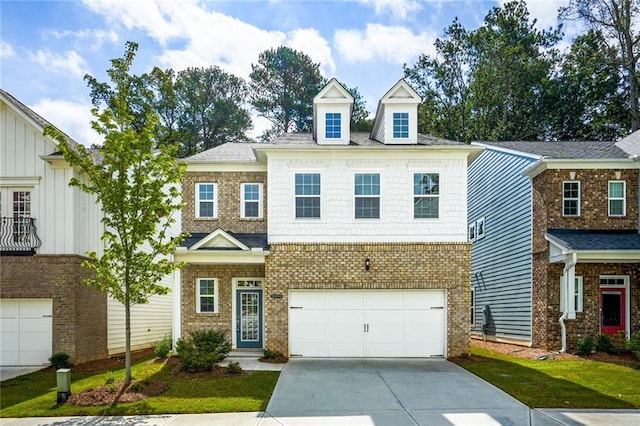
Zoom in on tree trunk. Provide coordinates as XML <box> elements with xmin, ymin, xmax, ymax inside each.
<box><xmin>124</xmin><ymin>288</ymin><xmax>132</xmax><ymax>385</ymax></box>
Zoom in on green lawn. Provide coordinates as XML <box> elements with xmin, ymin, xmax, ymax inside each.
<box><xmin>0</xmin><ymin>356</ymin><xmax>280</xmax><ymax>417</ymax></box>
<box><xmin>455</xmin><ymin>347</ymin><xmax>640</xmax><ymax>408</ymax></box>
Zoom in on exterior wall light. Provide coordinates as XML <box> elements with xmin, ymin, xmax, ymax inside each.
<box><xmin>365</xmin><ymin>258</ymin><xmax>371</xmax><ymax>271</ymax></box>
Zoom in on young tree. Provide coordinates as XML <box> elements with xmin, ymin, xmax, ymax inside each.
<box><xmin>44</xmin><ymin>42</ymin><xmax>185</xmax><ymax>384</ymax></box>
<box><xmin>249</xmin><ymin>46</ymin><xmax>325</xmax><ymax>140</ymax></box>
<box><xmin>561</xmin><ymin>0</ymin><xmax>640</xmax><ymax>131</ymax></box>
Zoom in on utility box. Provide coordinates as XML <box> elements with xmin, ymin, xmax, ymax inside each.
<box><xmin>56</xmin><ymin>368</ymin><xmax>71</xmax><ymax>403</ymax></box>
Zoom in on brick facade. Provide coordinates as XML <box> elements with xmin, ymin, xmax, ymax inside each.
<box><xmin>0</xmin><ymin>255</ymin><xmax>108</xmax><ymax>363</ymax></box>
<box><xmin>182</xmin><ymin>171</ymin><xmax>267</xmax><ymax>234</ymax></box>
<box><xmin>181</xmin><ymin>263</ymin><xmax>265</xmax><ymax>338</ymax></box>
<box><xmin>264</xmin><ymin>242</ymin><xmax>471</xmax><ymax>358</ymax></box>
<box><xmin>531</xmin><ymin>168</ymin><xmax>639</xmax><ymax>350</ymax></box>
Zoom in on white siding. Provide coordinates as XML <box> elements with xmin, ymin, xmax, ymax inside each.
<box><xmin>267</xmin><ymin>150</ymin><xmax>469</xmax><ymax>243</ymax></box>
<box><xmin>0</xmin><ymin>100</ymin><xmax>100</xmax><ymax>256</ymax></box>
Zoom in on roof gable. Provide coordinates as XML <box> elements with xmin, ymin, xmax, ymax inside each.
<box><xmin>189</xmin><ymin>228</ymin><xmax>250</xmax><ymax>251</ymax></box>
<box><xmin>313</xmin><ymin>78</ymin><xmax>354</xmax><ymax>103</ymax></box>
<box><xmin>380</xmin><ymin>79</ymin><xmax>421</xmax><ymax>104</ymax></box>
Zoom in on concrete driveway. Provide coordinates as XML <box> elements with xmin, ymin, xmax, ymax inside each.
<box><xmin>265</xmin><ymin>358</ymin><xmax>531</xmax><ymax>426</ymax></box>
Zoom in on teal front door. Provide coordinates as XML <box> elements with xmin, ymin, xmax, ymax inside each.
<box><xmin>236</xmin><ymin>290</ymin><xmax>263</xmax><ymax>348</ymax></box>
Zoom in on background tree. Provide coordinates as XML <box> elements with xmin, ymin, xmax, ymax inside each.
<box><xmin>561</xmin><ymin>0</ymin><xmax>640</xmax><ymax>131</ymax></box>
<box><xmin>44</xmin><ymin>42</ymin><xmax>185</xmax><ymax>385</ymax></box>
<box><xmin>250</xmin><ymin>46</ymin><xmax>324</xmax><ymax>140</ymax></box>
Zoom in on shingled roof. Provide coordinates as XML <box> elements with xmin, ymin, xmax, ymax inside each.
<box><xmin>547</xmin><ymin>229</ymin><xmax>640</xmax><ymax>251</ymax></box>
<box><xmin>479</xmin><ymin>141</ymin><xmax>630</xmax><ymax>159</ymax></box>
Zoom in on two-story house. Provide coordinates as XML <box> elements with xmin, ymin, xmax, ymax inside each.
<box><xmin>174</xmin><ymin>78</ymin><xmax>483</xmax><ymax>358</ymax></box>
<box><xmin>0</xmin><ymin>89</ymin><xmax>177</xmax><ymax>366</ymax></box>
<box><xmin>468</xmin><ymin>136</ymin><xmax>640</xmax><ymax>351</ymax></box>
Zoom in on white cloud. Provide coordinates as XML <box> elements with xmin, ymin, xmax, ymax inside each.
<box><xmin>29</xmin><ymin>50</ymin><xmax>89</xmax><ymax>79</ymax></box>
<box><xmin>358</xmin><ymin>0</ymin><xmax>422</xmax><ymax>20</ymax></box>
<box><xmin>288</xmin><ymin>28</ymin><xmax>336</xmax><ymax>74</ymax></box>
<box><xmin>47</xmin><ymin>28</ymin><xmax>119</xmax><ymax>50</ymax></box>
<box><xmin>334</xmin><ymin>24</ymin><xmax>437</xmax><ymax>64</ymax></box>
<box><xmin>30</xmin><ymin>99</ymin><xmax>101</xmax><ymax>147</ymax></box>
<box><xmin>1</xmin><ymin>40</ymin><xmax>15</xmax><ymax>58</ymax></box>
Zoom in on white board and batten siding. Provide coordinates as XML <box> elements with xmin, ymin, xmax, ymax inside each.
<box><xmin>468</xmin><ymin>147</ymin><xmax>536</xmax><ymax>342</ymax></box>
<box><xmin>289</xmin><ymin>290</ymin><xmax>446</xmax><ymax>357</ymax></box>
<box><xmin>0</xmin><ymin>98</ymin><xmax>102</xmax><ymax>256</ymax></box>
<box><xmin>267</xmin><ymin>150</ymin><xmax>470</xmax><ymax>243</ymax></box>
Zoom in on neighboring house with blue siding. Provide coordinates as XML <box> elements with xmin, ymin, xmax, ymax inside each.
<box><xmin>468</xmin><ymin>135</ymin><xmax>640</xmax><ymax>351</ymax></box>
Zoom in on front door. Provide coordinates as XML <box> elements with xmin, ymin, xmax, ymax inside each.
<box><xmin>600</xmin><ymin>287</ymin><xmax>626</xmax><ymax>335</ymax></box>
<box><xmin>236</xmin><ymin>289</ymin><xmax>263</xmax><ymax>348</ymax></box>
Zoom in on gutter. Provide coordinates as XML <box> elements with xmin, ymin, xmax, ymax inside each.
<box><xmin>559</xmin><ymin>252</ymin><xmax>578</xmax><ymax>353</ymax></box>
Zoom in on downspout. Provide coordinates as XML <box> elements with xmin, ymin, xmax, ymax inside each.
<box><xmin>559</xmin><ymin>252</ymin><xmax>577</xmax><ymax>353</ymax></box>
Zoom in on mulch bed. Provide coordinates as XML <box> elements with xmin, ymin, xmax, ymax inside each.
<box><xmin>68</xmin><ymin>379</ymin><xmax>168</xmax><ymax>406</ymax></box>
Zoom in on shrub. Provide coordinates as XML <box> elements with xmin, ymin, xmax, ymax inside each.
<box><xmin>176</xmin><ymin>329</ymin><xmax>231</xmax><ymax>373</ymax></box>
<box><xmin>575</xmin><ymin>337</ymin><xmax>594</xmax><ymax>356</ymax></box>
<box><xmin>226</xmin><ymin>361</ymin><xmax>242</xmax><ymax>375</ymax></box>
<box><xmin>154</xmin><ymin>336</ymin><xmax>172</xmax><ymax>358</ymax></box>
<box><xmin>610</xmin><ymin>330</ymin><xmax>629</xmax><ymax>354</ymax></box>
<box><xmin>263</xmin><ymin>349</ymin><xmax>282</xmax><ymax>360</ymax></box>
<box><xmin>595</xmin><ymin>334</ymin><xmax>614</xmax><ymax>353</ymax></box>
<box><xmin>49</xmin><ymin>352</ymin><xmax>72</xmax><ymax>369</ymax></box>
<box><xmin>104</xmin><ymin>371</ymin><xmax>116</xmax><ymax>385</ymax></box>
<box><xmin>627</xmin><ymin>333</ymin><xmax>640</xmax><ymax>361</ymax></box>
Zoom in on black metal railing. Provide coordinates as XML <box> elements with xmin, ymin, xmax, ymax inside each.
<box><xmin>0</xmin><ymin>217</ymin><xmax>42</xmax><ymax>254</ymax></box>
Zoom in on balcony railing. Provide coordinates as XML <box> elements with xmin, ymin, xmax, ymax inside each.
<box><xmin>0</xmin><ymin>217</ymin><xmax>42</xmax><ymax>254</ymax></box>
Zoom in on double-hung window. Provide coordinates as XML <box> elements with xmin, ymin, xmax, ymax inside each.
<box><xmin>1</xmin><ymin>190</ymin><xmax>32</xmax><ymax>242</ymax></box>
<box><xmin>295</xmin><ymin>173</ymin><xmax>320</xmax><ymax>218</ymax></box>
<box><xmin>563</xmin><ymin>181</ymin><xmax>580</xmax><ymax>216</ymax></box>
<box><xmin>393</xmin><ymin>112</ymin><xmax>409</xmax><ymax>138</ymax></box>
<box><xmin>608</xmin><ymin>181</ymin><xmax>626</xmax><ymax>216</ymax></box>
<box><xmin>560</xmin><ymin>276</ymin><xmax>583</xmax><ymax>314</ymax></box>
<box><xmin>354</xmin><ymin>173</ymin><xmax>380</xmax><ymax>219</ymax></box>
<box><xmin>325</xmin><ymin>113</ymin><xmax>341</xmax><ymax>139</ymax></box>
<box><xmin>195</xmin><ymin>183</ymin><xmax>217</xmax><ymax>218</ymax></box>
<box><xmin>241</xmin><ymin>183</ymin><xmax>263</xmax><ymax>219</ymax></box>
<box><xmin>413</xmin><ymin>173</ymin><xmax>439</xmax><ymax>218</ymax></box>
<box><xmin>196</xmin><ymin>278</ymin><xmax>218</xmax><ymax>313</ymax></box>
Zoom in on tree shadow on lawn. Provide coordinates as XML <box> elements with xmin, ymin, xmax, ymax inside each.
<box><xmin>453</xmin><ymin>355</ymin><xmax>638</xmax><ymax>409</ymax></box>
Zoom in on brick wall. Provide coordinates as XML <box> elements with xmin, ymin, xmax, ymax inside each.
<box><xmin>182</xmin><ymin>171</ymin><xmax>267</xmax><ymax>234</ymax></box>
<box><xmin>0</xmin><ymin>255</ymin><xmax>108</xmax><ymax>363</ymax></box>
<box><xmin>264</xmin><ymin>242</ymin><xmax>471</xmax><ymax>357</ymax></box>
<box><xmin>180</xmin><ymin>263</ymin><xmax>265</xmax><ymax>338</ymax></box>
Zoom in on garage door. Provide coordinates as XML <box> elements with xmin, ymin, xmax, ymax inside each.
<box><xmin>0</xmin><ymin>299</ymin><xmax>52</xmax><ymax>366</ymax></box>
<box><xmin>289</xmin><ymin>290</ymin><xmax>445</xmax><ymax>357</ymax></box>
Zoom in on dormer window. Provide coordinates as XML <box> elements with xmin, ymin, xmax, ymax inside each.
<box><xmin>393</xmin><ymin>112</ymin><xmax>409</xmax><ymax>138</ymax></box>
<box><xmin>325</xmin><ymin>113</ymin><xmax>341</xmax><ymax>139</ymax></box>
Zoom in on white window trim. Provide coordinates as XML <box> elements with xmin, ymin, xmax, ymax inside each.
<box><xmin>392</xmin><ymin>112</ymin><xmax>409</xmax><ymax>139</ymax></box>
<box><xmin>294</xmin><ymin>172</ymin><xmax>322</xmax><ymax>220</ymax></box>
<box><xmin>599</xmin><ymin>275</ymin><xmax>631</xmax><ymax>337</ymax></box>
<box><xmin>196</xmin><ymin>278</ymin><xmax>218</xmax><ymax>313</ymax></box>
<box><xmin>468</xmin><ymin>223</ymin><xmax>476</xmax><ymax>242</ymax></box>
<box><xmin>470</xmin><ymin>287</ymin><xmax>476</xmax><ymax>326</ymax></box>
<box><xmin>195</xmin><ymin>182</ymin><xmax>217</xmax><ymax>219</ymax></box>
<box><xmin>325</xmin><ymin>112</ymin><xmax>341</xmax><ymax>139</ymax></box>
<box><xmin>412</xmin><ymin>172</ymin><xmax>440</xmax><ymax>219</ymax></box>
<box><xmin>240</xmin><ymin>183</ymin><xmax>263</xmax><ymax>219</ymax></box>
<box><xmin>354</xmin><ymin>172</ymin><xmax>381</xmax><ymax>220</ymax></box>
<box><xmin>560</xmin><ymin>276</ymin><xmax>583</xmax><ymax>314</ymax></box>
<box><xmin>608</xmin><ymin>180</ymin><xmax>626</xmax><ymax>217</ymax></box>
<box><xmin>476</xmin><ymin>217</ymin><xmax>485</xmax><ymax>240</ymax></box>
<box><xmin>562</xmin><ymin>181</ymin><xmax>581</xmax><ymax>217</ymax></box>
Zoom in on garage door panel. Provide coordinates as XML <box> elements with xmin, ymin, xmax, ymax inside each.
<box><xmin>0</xmin><ymin>300</ymin><xmax>19</xmax><ymax>316</ymax></box>
<box><xmin>1</xmin><ymin>318</ymin><xmax>18</xmax><ymax>333</ymax></box>
<box><xmin>20</xmin><ymin>317</ymin><xmax>52</xmax><ymax>333</ymax></box>
<box><xmin>290</xmin><ymin>291</ymin><xmax>327</xmax><ymax>308</ymax></box>
<box><xmin>0</xmin><ymin>299</ymin><xmax>52</xmax><ymax>366</ymax></box>
<box><xmin>405</xmin><ymin>291</ymin><xmax>444</xmax><ymax>308</ymax></box>
<box><xmin>0</xmin><ymin>350</ymin><xmax>19</xmax><ymax>366</ymax></box>
<box><xmin>366</xmin><ymin>292</ymin><xmax>403</xmax><ymax>309</ymax></box>
<box><xmin>19</xmin><ymin>299</ymin><xmax>51</xmax><ymax>316</ymax></box>
<box><xmin>327</xmin><ymin>292</ymin><xmax>364</xmax><ymax>309</ymax></box>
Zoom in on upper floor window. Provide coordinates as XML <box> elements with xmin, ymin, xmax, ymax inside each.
<box><xmin>608</xmin><ymin>181</ymin><xmax>626</xmax><ymax>216</ymax></box>
<box><xmin>393</xmin><ymin>112</ymin><xmax>409</xmax><ymax>138</ymax></box>
<box><xmin>476</xmin><ymin>217</ymin><xmax>485</xmax><ymax>239</ymax></box>
<box><xmin>241</xmin><ymin>183</ymin><xmax>263</xmax><ymax>219</ymax></box>
<box><xmin>295</xmin><ymin>173</ymin><xmax>320</xmax><ymax>218</ymax></box>
<box><xmin>354</xmin><ymin>173</ymin><xmax>380</xmax><ymax>219</ymax></box>
<box><xmin>413</xmin><ymin>173</ymin><xmax>439</xmax><ymax>218</ymax></box>
<box><xmin>0</xmin><ymin>189</ymin><xmax>32</xmax><ymax>241</ymax></box>
<box><xmin>195</xmin><ymin>183</ymin><xmax>217</xmax><ymax>218</ymax></box>
<box><xmin>563</xmin><ymin>181</ymin><xmax>580</xmax><ymax>217</ymax></box>
<box><xmin>196</xmin><ymin>278</ymin><xmax>218</xmax><ymax>313</ymax></box>
<box><xmin>325</xmin><ymin>113</ymin><xmax>341</xmax><ymax>139</ymax></box>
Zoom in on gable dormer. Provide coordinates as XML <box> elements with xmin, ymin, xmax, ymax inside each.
<box><xmin>313</xmin><ymin>78</ymin><xmax>354</xmax><ymax>145</ymax></box>
<box><xmin>371</xmin><ymin>79</ymin><xmax>422</xmax><ymax>145</ymax></box>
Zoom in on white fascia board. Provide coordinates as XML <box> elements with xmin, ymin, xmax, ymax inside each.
<box><xmin>523</xmin><ymin>158</ymin><xmax>639</xmax><ymax>178</ymax></box>
<box><xmin>267</xmin><ymin>234</ymin><xmax>469</xmax><ymax>244</ymax></box>
<box><xmin>174</xmin><ymin>250</ymin><xmax>269</xmax><ymax>264</ymax></box>
<box><xmin>0</xmin><ymin>176</ymin><xmax>41</xmax><ymax>186</ymax></box>
<box><xmin>186</xmin><ymin>162</ymin><xmax>266</xmax><ymax>172</ymax></box>
<box><xmin>574</xmin><ymin>250</ymin><xmax>640</xmax><ymax>263</ymax></box>
<box><xmin>39</xmin><ymin>155</ymin><xmax>70</xmax><ymax>168</ymax></box>
<box><xmin>471</xmin><ymin>143</ymin><xmax>542</xmax><ymax>161</ymax></box>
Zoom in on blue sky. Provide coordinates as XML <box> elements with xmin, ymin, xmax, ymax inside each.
<box><xmin>1</xmin><ymin>0</ymin><xmax>575</xmax><ymax>145</ymax></box>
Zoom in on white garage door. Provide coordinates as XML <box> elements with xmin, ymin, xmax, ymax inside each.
<box><xmin>289</xmin><ymin>290</ymin><xmax>445</xmax><ymax>357</ymax></box>
<box><xmin>0</xmin><ymin>299</ymin><xmax>52</xmax><ymax>366</ymax></box>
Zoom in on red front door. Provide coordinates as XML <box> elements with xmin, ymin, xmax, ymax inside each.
<box><xmin>600</xmin><ymin>288</ymin><xmax>626</xmax><ymax>335</ymax></box>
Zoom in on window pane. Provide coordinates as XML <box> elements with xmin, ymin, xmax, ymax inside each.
<box><xmin>414</xmin><ymin>173</ymin><xmax>439</xmax><ymax>195</ymax></box>
<box><xmin>609</xmin><ymin>182</ymin><xmax>623</xmax><ymax>198</ymax></box>
<box><xmin>200</xmin><ymin>297</ymin><xmax>215</xmax><ymax>312</ymax></box>
<box><xmin>393</xmin><ymin>112</ymin><xmax>408</xmax><ymax>138</ymax></box>
<box><xmin>325</xmin><ymin>112</ymin><xmax>341</xmax><ymax>139</ymax></box>
<box><xmin>564</xmin><ymin>200</ymin><xmax>578</xmax><ymax>216</ymax></box>
<box><xmin>295</xmin><ymin>173</ymin><xmax>320</xmax><ymax>195</ymax></box>
<box><xmin>610</xmin><ymin>199</ymin><xmax>623</xmax><ymax>215</ymax></box>
<box><xmin>199</xmin><ymin>279</ymin><xmax>215</xmax><ymax>295</ymax></box>
<box><xmin>244</xmin><ymin>201</ymin><xmax>259</xmax><ymax>218</ymax></box>
<box><xmin>244</xmin><ymin>184</ymin><xmax>259</xmax><ymax>201</ymax></box>
<box><xmin>199</xmin><ymin>184</ymin><xmax>214</xmax><ymax>201</ymax></box>
<box><xmin>355</xmin><ymin>198</ymin><xmax>380</xmax><ymax>219</ymax></box>
<box><xmin>296</xmin><ymin>197</ymin><xmax>320</xmax><ymax>218</ymax></box>
<box><xmin>563</xmin><ymin>182</ymin><xmax>579</xmax><ymax>198</ymax></box>
<box><xmin>355</xmin><ymin>173</ymin><xmax>380</xmax><ymax>196</ymax></box>
<box><xmin>414</xmin><ymin>197</ymin><xmax>439</xmax><ymax>218</ymax></box>
<box><xmin>199</xmin><ymin>201</ymin><xmax>214</xmax><ymax>217</ymax></box>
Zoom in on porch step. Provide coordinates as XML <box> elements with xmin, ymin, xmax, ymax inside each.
<box><xmin>228</xmin><ymin>350</ymin><xmax>263</xmax><ymax>358</ymax></box>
